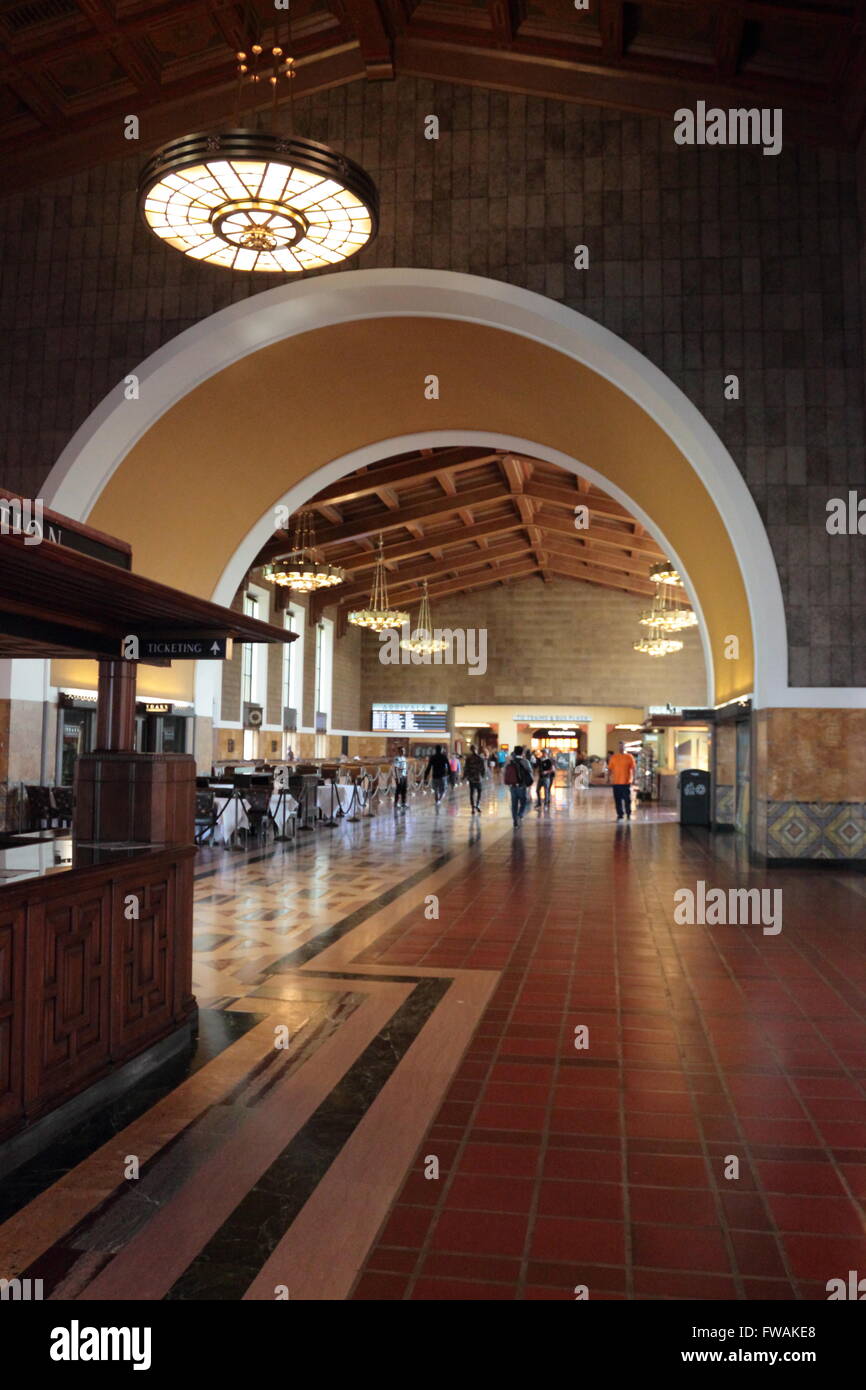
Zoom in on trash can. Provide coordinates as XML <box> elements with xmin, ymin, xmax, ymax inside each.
<box><xmin>680</xmin><ymin>768</ymin><xmax>711</xmax><ymax>826</ymax></box>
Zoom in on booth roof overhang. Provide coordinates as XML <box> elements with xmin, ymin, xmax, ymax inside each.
<box><xmin>0</xmin><ymin>529</ymin><xmax>295</xmax><ymax>662</ymax></box>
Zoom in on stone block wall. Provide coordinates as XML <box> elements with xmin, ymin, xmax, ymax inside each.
<box><xmin>359</xmin><ymin>574</ymin><xmax>707</xmax><ymax>710</ymax></box>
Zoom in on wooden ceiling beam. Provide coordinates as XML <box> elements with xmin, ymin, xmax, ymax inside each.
<box><xmin>322</xmin><ymin>537</ymin><xmax>536</xmax><ymax>609</ymax></box>
<box><xmin>318</xmin><ymin>514</ymin><xmax>528</xmax><ymax>571</ymax></box>
<box><xmin>297</xmin><ymin>483</ymin><xmax>509</xmax><ymax>548</ymax></box>
<box><xmin>498</xmin><ymin>453</ymin><xmax>525</xmax><ymax>495</ymax></box>
<box><xmin>531</xmin><ymin>508</ymin><xmax>665</xmax><ymax>557</ymax></box>
<box><xmin>340</xmin><ymin>0</ymin><xmax>394</xmax><ymax>77</ymax></box>
<box><xmin>542</xmin><ymin>534</ymin><xmax>657</xmax><ymax>584</ymax></box>
<box><xmin>311</xmin><ymin>448</ymin><xmax>497</xmax><ymax>505</ymax></box>
<box><xmin>394</xmin><ymin>35</ymin><xmax>851</xmax><ymax>151</ymax></box>
<box><xmin>599</xmin><ymin>0</ymin><xmax>625</xmax><ymax>63</ymax></box>
<box><xmin>523</xmin><ymin>478</ymin><xmax>644</xmax><ymax>523</ymax></box>
<box><xmin>489</xmin><ymin>0</ymin><xmax>524</xmax><ymax>47</ymax></box>
<box><xmin>74</xmin><ymin>0</ymin><xmax>163</xmax><ymax>100</ymax></box>
<box><xmin>546</xmin><ymin>560</ymin><xmax>653</xmax><ymax>597</ymax></box>
<box><xmin>714</xmin><ymin>4</ymin><xmax>746</xmax><ymax>81</ymax></box>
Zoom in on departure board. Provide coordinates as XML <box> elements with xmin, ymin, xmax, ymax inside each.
<box><xmin>372</xmin><ymin>703</ymin><xmax>449</xmax><ymax>734</ymax></box>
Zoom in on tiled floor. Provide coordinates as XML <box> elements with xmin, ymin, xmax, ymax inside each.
<box><xmin>1</xmin><ymin>781</ymin><xmax>864</xmax><ymax>1300</ymax></box>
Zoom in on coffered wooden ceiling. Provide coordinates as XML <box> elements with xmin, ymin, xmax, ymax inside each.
<box><xmin>254</xmin><ymin>446</ymin><xmax>670</xmax><ymax>629</ymax></box>
<box><xmin>1</xmin><ymin>0</ymin><xmax>864</xmax><ymax>191</ymax></box>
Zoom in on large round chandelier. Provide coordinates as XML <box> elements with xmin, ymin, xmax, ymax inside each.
<box><xmin>138</xmin><ymin>28</ymin><xmax>377</xmax><ymax>273</ymax></box>
<box><xmin>140</xmin><ymin>130</ymin><xmax>377</xmax><ymax>274</ymax></box>
<box><xmin>348</xmin><ymin>536</ymin><xmax>409</xmax><ymax>632</ymax></box>
<box><xmin>264</xmin><ymin>510</ymin><xmax>344</xmax><ymax>593</ymax></box>
<box><xmin>400</xmin><ymin>580</ymin><xmax>448</xmax><ymax>654</ymax></box>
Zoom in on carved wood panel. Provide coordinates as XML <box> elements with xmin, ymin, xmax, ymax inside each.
<box><xmin>111</xmin><ymin>871</ymin><xmax>174</xmax><ymax>1057</ymax></box>
<box><xmin>0</xmin><ymin>906</ymin><xmax>25</xmax><ymax>1129</ymax></box>
<box><xmin>26</xmin><ymin>887</ymin><xmax>112</xmax><ymax>1111</ymax></box>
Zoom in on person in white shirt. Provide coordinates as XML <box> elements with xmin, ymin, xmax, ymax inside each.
<box><xmin>392</xmin><ymin>747</ymin><xmax>409</xmax><ymax>811</ymax></box>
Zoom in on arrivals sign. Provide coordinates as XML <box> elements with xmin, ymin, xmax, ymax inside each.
<box><xmin>137</xmin><ymin>637</ymin><xmax>233</xmax><ymax>661</ymax></box>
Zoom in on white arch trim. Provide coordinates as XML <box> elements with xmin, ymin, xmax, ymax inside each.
<box><xmin>39</xmin><ymin>268</ymin><xmax>853</xmax><ymax>710</ymax></box>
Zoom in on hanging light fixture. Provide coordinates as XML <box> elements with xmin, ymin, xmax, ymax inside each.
<box><xmin>400</xmin><ymin>579</ymin><xmax>448</xmax><ymax>654</ymax></box>
<box><xmin>649</xmin><ymin>560</ymin><xmax>683</xmax><ymax>586</ymax></box>
<box><xmin>634</xmin><ymin>624</ymin><xmax>684</xmax><ymax>657</ymax></box>
<box><xmin>264</xmin><ymin>510</ymin><xmax>344</xmax><ymax>592</ymax></box>
<box><xmin>348</xmin><ymin>536</ymin><xmax>409</xmax><ymax>632</ymax></box>
<box><xmin>640</xmin><ymin>564</ymin><xmax>698</xmax><ymax>633</ymax></box>
<box><xmin>139</xmin><ymin>21</ymin><xmax>378</xmax><ymax>273</ymax></box>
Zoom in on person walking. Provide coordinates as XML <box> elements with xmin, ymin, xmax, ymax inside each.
<box><xmin>463</xmin><ymin>744</ymin><xmax>486</xmax><ymax>814</ymax></box>
<box><xmin>392</xmin><ymin>746</ymin><xmax>409</xmax><ymax>812</ymax></box>
<box><xmin>424</xmin><ymin>745</ymin><xmax>451</xmax><ymax>806</ymax></box>
<box><xmin>448</xmin><ymin>752</ymin><xmax>460</xmax><ymax>791</ymax></box>
<box><xmin>608</xmin><ymin>741</ymin><xmax>636</xmax><ymax>820</ymax></box>
<box><xmin>504</xmin><ymin>745</ymin><xmax>534</xmax><ymax>827</ymax></box>
<box><xmin>535</xmin><ymin>748</ymin><xmax>555</xmax><ymax>811</ymax></box>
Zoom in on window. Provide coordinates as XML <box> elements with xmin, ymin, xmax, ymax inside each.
<box><xmin>315</xmin><ymin>617</ymin><xmax>334</xmax><ymax>730</ymax></box>
<box><xmin>241</xmin><ymin>592</ymin><xmax>259</xmax><ymax>708</ymax></box>
<box><xmin>242</xmin><ymin>588</ymin><xmax>267</xmax><ymax>759</ymax></box>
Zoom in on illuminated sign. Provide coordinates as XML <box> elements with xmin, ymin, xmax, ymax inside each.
<box><xmin>372</xmin><ymin>703</ymin><xmax>449</xmax><ymax>733</ymax></box>
<box><xmin>513</xmin><ymin>714</ymin><xmax>592</xmax><ymax>723</ymax></box>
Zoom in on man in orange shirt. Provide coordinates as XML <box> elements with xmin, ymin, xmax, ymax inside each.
<box><xmin>608</xmin><ymin>741</ymin><xmax>636</xmax><ymax>820</ymax></box>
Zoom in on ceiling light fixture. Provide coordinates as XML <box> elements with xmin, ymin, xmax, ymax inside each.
<box><xmin>139</xmin><ymin>22</ymin><xmax>378</xmax><ymax>273</ymax></box>
<box><xmin>400</xmin><ymin>579</ymin><xmax>448</xmax><ymax>654</ymax></box>
<box><xmin>264</xmin><ymin>510</ymin><xmax>344</xmax><ymax>592</ymax></box>
<box><xmin>348</xmin><ymin>536</ymin><xmax>409</xmax><ymax>632</ymax></box>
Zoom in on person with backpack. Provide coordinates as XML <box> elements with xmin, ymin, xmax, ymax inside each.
<box><xmin>535</xmin><ymin>748</ymin><xmax>555</xmax><ymax>811</ymax></box>
<box><xmin>504</xmin><ymin>745</ymin><xmax>534</xmax><ymax>827</ymax></box>
<box><xmin>462</xmin><ymin>744</ymin><xmax>486</xmax><ymax>814</ymax></box>
<box><xmin>423</xmin><ymin>745</ymin><xmax>451</xmax><ymax>806</ymax></box>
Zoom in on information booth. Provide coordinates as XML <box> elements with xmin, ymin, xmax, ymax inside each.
<box><xmin>0</xmin><ymin>497</ymin><xmax>294</xmax><ymax>1170</ymax></box>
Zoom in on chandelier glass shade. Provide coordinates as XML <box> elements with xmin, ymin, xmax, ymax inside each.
<box><xmin>634</xmin><ymin>628</ymin><xmax>684</xmax><ymax>657</ymax></box>
<box><xmin>649</xmin><ymin>560</ymin><xmax>683</xmax><ymax>586</ymax></box>
<box><xmin>348</xmin><ymin>536</ymin><xmax>409</xmax><ymax>632</ymax></box>
<box><xmin>264</xmin><ymin>510</ymin><xmax>344</xmax><ymax>592</ymax></box>
<box><xmin>139</xmin><ymin>130</ymin><xmax>378</xmax><ymax>274</ymax></box>
<box><xmin>400</xmin><ymin>580</ymin><xmax>448</xmax><ymax>654</ymax></box>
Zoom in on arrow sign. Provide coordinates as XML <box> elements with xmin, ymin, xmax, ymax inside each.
<box><xmin>137</xmin><ymin>636</ymin><xmax>234</xmax><ymax>661</ymax></box>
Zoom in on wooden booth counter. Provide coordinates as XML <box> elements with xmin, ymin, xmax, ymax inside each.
<box><xmin>0</xmin><ymin>492</ymin><xmax>295</xmax><ymax>1170</ymax></box>
<box><xmin>0</xmin><ymin>833</ymin><xmax>196</xmax><ymax>1145</ymax></box>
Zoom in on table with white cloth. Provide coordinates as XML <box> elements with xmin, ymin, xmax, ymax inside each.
<box><xmin>316</xmin><ymin>782</ymin><xmax>366</xmax><ymax>818</ymax></box>
<box><xmin>209</xmin><ymin>787</ymin><xmax>249</xmax><ymax>846</ymax></box>
<box><xmin>268</xmin><ymin>789</ymin><xmax>298</xmax><ymax>836</ymax></box>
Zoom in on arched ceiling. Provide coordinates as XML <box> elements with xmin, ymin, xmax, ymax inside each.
<box><xmin>259</xmin><ymin>444</ymin><xmax>675</xmax><ymax>629</ymax></box>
